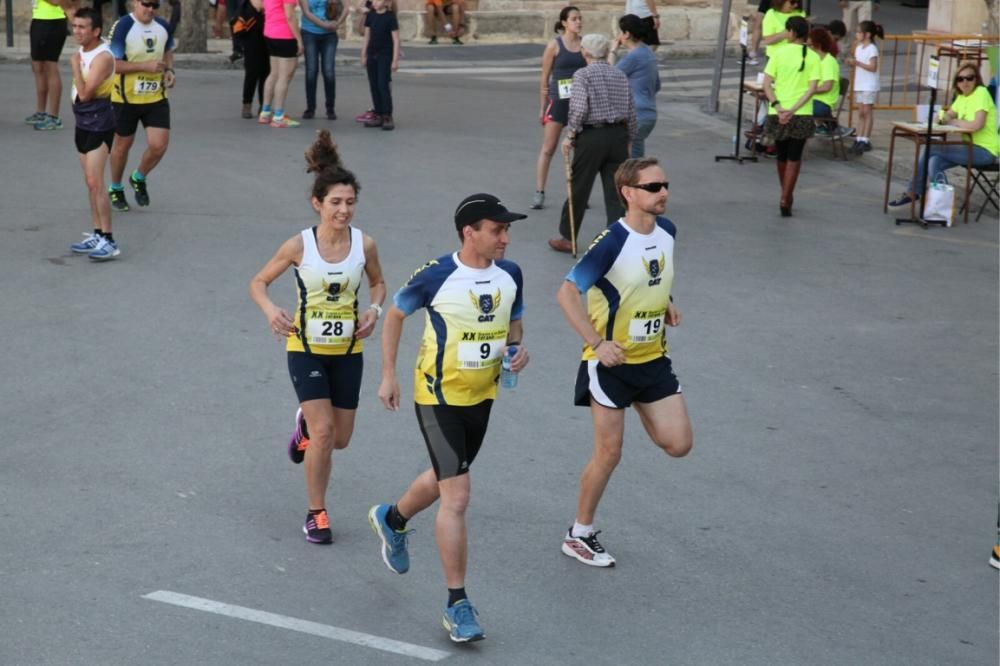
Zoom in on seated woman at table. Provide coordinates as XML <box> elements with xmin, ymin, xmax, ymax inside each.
<box><xmin>809</xmin><ymin>26</ymin><xmax>846</xmax><ymax>136</ymax></box>
<box><xmin>763</xmin><ymin>15</ymin><xmax>819</xmax><ymax>217</ymax></box>
<box><xmin>889</xmin><ymin>63</ymin><xmax>999</xmax><ymax>208</ymax></box>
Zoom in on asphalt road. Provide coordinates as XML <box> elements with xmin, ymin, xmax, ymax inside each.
<box><xmin>0</xmin><ymin>55</ymin><xmax>996</xmax><ymax>666</ymax></box>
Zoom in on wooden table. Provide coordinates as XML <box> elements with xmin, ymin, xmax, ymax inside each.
<box><xmin>884</xmin><ymin>121</ymin><xmax>973</xmax><ymax>226</ymax></box>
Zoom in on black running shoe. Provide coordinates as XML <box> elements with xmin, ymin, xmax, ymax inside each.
<box><xmin>130</xmin><ymin>174</ymin><xmax>150</xmax><ymax>207</ymax></box>
<box><xmin>304</xmin><ymin>509</ymin><xmax>333</xmax><ymax>544</ymax></box>
<box><xmin>109</xmin><ymin>188</ymin><xmax>130</xmax><ymax>212</ymax></box>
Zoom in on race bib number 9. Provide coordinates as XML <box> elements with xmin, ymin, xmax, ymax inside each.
<box><xmin>133</xmin><ymin>75</ymin><xmax>161</xmax><ymax>95</ymax></box>
<box><xmin>628</xmin><ymin>312</ymin><xmax>664</xmax><ymax>343</ymax></box>
<box><xmin>305</xmin><ymin>313</ymin><xmax>355</xmax><ymax>345</ymax></box>
<box><xmin>557</xmin><ymin>78</ymin><xmax>573</xmax><ymax>100</ymax></box>
<box><xmin>457</xmin><ymin>338</ymin><xmax>503</xmax><ymax>369</ymax></box>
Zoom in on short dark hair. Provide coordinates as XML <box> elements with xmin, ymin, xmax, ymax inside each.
<box><xmin>74</xmin><ymin>6</ymin><xmax>103</xmax><ymax>34</ymax></box>
<box><xmin>618</xmin><ymin>14</ymin><xmax>647</xmax><ymax>43</ymax></box>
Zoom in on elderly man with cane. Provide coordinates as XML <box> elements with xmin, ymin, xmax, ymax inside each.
<box><xmin>549</xmin><ymin>33</ymin><xmax>637</xmax><ymax>255</ymax></box>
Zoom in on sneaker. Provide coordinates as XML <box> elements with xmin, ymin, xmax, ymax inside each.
<box><xmin>442</xmin><ymin>600</ymin><xmax>485</xmax><ymax>643</ymax></box>
<box><xmin>129</xmin><ymin>174</ymin><xmax>150</xmax><ymax>207</ymax></box>
<box><xmin>530</xmin><ymin>191</ymin><xmax>545</xmax><ymax>210</ymax></box>
<box><xmin>270</xmin><ymin>115</ymin><xmax>300</xmax><ymax>128</ymax></box>
<box><xmin>381</xmin><ymin>115</ymin><xmax>395</xmax><ymax>131</ymax></box>
<box><xmin>746</xmin><ymin>53</ymin><xmax>760</xmax><ymax>66</ymax></box>
<box><xmin>990</xmin><ymin>545</ymin><xmax>1000</xmax><ymax>570</ymax></box>
<box><xmin>367</xmin><ymin>504</ymin><xmax>410</xmax><ymax>574</ymax></box>
<box><xmin>88</xmin><ymin>236</ymin><xmax>120</xmax><ymax>261</ymax></box>
<box><xmin>302</xmin><ymin>109</ymin><xmax>315</xmax><ymax>119</ymax></box>
<box><xmin>33</xmin><ymin>116</ymin><xmax>63</xmax><ymax>131</ymax></box>
<box><xmin>364</xmin><ymin>115</ymin><xmax>384</xmax><ymax>128</ymax></box>
<box><xmin>326</xmin><ymin>109</ymin><xmax>337</xmax><ymax>120</ymax></box>
<box><xmin>561</xmin><ymin>528</ymin><xmax>616</xmax><ymax>567</ymax></box>
<box><xmin>24</xmin><ymin>111</ymin><xmax>46</xmax><ymax>125</ymax></box>
<box><xmin>70</xmin><ymin>232</ymin><xmax>102</xmax><ymax>254</ymax></box>
<box><xmin>861</xmin><ymin>141</ymin><xmax>872</xmax><ymax>152</ymax></box>
<box><xmin>814</xmin><ymin>124</ymin><xmax>830</xmax><ymax>137</ymax></box>
<box><xmin>355</xmin><ymin>109</ymin><xmax>376</xmax><ymax>123</ymax></box>
<box><xmin>287</xmin><ymin>407</ymin><xmax>309</xmax><ymax>464</ymax></box>
<box><xmin>452</xmin><ymin>37</ymin><xmax>463</xmax><ymax>45</ymax></box>
<box><xmin>257</xmin><ymin>111</ymin><xmax>273</xmax><ymax>124</ymax></box>
<box><xmin>836</xmin><ymin>126</ymin><xmax>857</xmax><ymax>138</ymax></box>
<box><xmin>428</xmin><ymin>35</ymin><xmax>438</xmax><ymax>45</ymax></box>
<box><xmin>303</xmin><ymin>509</ymin><xmax>333</xmax><ymax>544</ymax></box>
<box><xmin>888</xmin><ymin>192</ymin><xmax>918</xmax><ymax>208</ymax></box>
<box><xmin>109</xmin><ymin>188</ymin><xmax>130</xmax><ymax>212</ymax></box>
<box><xmin>241</xmin><ymin>103</ymin><xmax>253</xmax><ymax>119</ymax></box>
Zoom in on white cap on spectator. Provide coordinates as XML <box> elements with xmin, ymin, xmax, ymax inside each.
<box><xmin>581</xmin><ymin>33</ymin><xmax>611</xmax><ymax>60</ymax></box>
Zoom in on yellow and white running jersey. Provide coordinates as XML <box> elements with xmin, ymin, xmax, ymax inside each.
<box><xmin>286</xmin><ymin>226</ymin><xmax>366</xmax><ymax>356</ymax></box>
<box><xmin>394</xmin><ymin>253</ymin><xmax>524</xmax><ymax>406</ymax></box>
<box><xmin>108</xmin><ymin>13</ymin><xmax>175</xmax><ymax>104</ymax></box>
<box><xmin>566</xmin><ymin>218</ymin><xmax>676</xmax><ymax>364</ymax></box>
<box><xmin>72</xmin><ymin>41</ymin><xmax>115</xmax><ymax>102</ymax></box>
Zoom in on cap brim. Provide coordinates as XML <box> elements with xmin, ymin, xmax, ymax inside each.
<box><xmin>487</xmin><ymin>211</ymin><xmax>528</xmax><ymax>223</ymax></box>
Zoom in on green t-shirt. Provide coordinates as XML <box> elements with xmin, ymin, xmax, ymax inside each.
<box><xmin>815</xmin><ymin>52</ymin><xmax>840</xmax><ymax>109</ymax></box>
<box><xmin>32</xmin><ymin>0</ymin><xmax>65</xmax><ymax>20</ymax></box>
<box><xmin>765</xmin><ymin>42</ymin><xmax>820</xmax><ymax>116</ymax></box>
<box><xmin>947</xmin><ymin>85</ymin><xmax>999</xmax><ymax>157</ymax></box>
<box><xmin>762</xmin><ymin>8</ymin><xmax>805</xmax><ymax>57</ymax></box>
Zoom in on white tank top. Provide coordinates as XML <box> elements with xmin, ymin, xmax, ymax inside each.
<box><xmin>286</xmin><ymin>226</ymin><xmax>367</xmax><ymax>356</ymax></box>
<box><xmin>72</xmin><ymin>41</ymin><xmax>115</xmax><ymax>102</ymax></box>
<box><xmin>625</xmin><ymin>0</ymin><xmax>652</xmax><ymax>19</ymax></box>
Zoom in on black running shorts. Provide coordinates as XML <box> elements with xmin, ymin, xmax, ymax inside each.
<box><xmin>574</xmin><ymin>356</ymin><xmax>681</xmax><ymax>409</ymax></box>
<box><xmin>544</xmin><ymin>97</ymin><xmax>569</xmax><ymax>125</ymax></box>
<box><xmin>113</xmin><ymin>99</ymin><xmax>171</xmax><ymax>137</ymax></box>
<box><xmin>287</xmin><ymin>351</ymin><xmax>363</xmax><ymax>409</ymax></box>
<box><xmin>30</xmin><ymin>18</ymin><xmax>67</xmax><ymax>62</ymax></box>
<box><xmin>415</xmin><ymin>400</ymin><xmax>493</xmax><ymax>480</ymax></box>
<box><xmin>75</xmin><ymin>127</ymin><xmax>114</xmax><ymax>154</ymax></box>
<box><xmin>640</xmin><ymin>16</ymin><xmax>660</xmax><ymax>46</ymax></box>
<box><xmin>266</xmin><ymin>37</ymin><xmax>298</xmax><ymax>58</ymax></box>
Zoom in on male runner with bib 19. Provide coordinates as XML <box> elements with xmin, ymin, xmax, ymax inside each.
<box><xmin>250</xmin><ymin>130</ymin><xmax>386</xmax><ymax>544</ymax></box>
<box><xmin>556</xmin><ymin>157</ymin><xmax>692</xmax><ymax>568</ymax></box>
<box><xmin>107</xmin><ymin>0</ymin><xmax>176</xmax><ymax>212</ymax></box>
<box><xmin>369</xmin><ymin>194</ymin><xmax>529</xmax><ymax>643</ymax></box>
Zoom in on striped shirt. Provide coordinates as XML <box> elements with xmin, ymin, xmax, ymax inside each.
<box><xmin>567</xmin><ymin>61</ymin><xmax>638</xmax><ymax>142</ymax></box>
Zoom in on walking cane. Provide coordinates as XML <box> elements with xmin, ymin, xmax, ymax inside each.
<box><xmin>563</xmin><ymin>149</ymin><xmax>577</xmax><ymax>258</ymax></box>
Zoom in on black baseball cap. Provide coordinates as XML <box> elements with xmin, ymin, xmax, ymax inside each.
<box><xmin>454</xmin><ymin>193</ymin><xmax>527</xmax><ymax>231</ymax></box>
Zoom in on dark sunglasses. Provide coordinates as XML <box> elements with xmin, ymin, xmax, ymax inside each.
<box><xmin>630</xmin><ymin>181</ymin><xmax>669</xmax><ymax>193</ymax></box>
<box><xmin>955</xmin><ymin>75</ymin><xmax>976</xmax><ymax>82</ymax></box>
<box><xmin>140</xmin><ymin>1</ymin><xmax>160</xmax><ymax>8</ymax></box>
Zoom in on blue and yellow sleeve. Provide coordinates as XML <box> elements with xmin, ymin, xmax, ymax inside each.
<box><xmin>108</xmin><ymin>15</ymin><xmax>133</xmax><ymax>59</ymax></box>
<box><xmin>393</xmin><ymin>255</ymin><xmax>455</xmax><ymax>315</ymax></box>
<box><xmin>497</xmin><ymin>260</ymin><xmax>525</xmax><ymax>321</ymax></box>
<box><xmin>566</xmin><ymin>224</ymin><xmax>627</xmax><ymax>293</ymax></box>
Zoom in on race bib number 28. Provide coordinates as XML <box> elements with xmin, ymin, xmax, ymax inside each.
<box><xmin>305</xmin><ymin>314</ymin><xmax>354</xmax><ymax>345</ymax></box>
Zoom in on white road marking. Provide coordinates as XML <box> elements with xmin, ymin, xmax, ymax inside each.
<box><xmin>142</xmin><ymin>590</ymin><xmax>452</xmax><ymax>662</ymax></box>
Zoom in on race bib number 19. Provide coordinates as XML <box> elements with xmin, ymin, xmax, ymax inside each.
<box><xmin>628</xmin><ymin>313</ymin><xmax>664</xmax><ymax>343</ymax></box>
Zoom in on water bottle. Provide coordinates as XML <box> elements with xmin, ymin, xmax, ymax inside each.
<box><xmin>444</xmin><ymin>22</ymin><xmax>453</xmax><ymax>33</ymax></box>
<box><xmin>500</xmin><ymin>345</ymin><xmax>518</xmax><ymax>389</ymax></box>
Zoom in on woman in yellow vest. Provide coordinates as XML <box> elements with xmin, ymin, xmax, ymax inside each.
<box><xmin>763</xmin><ymin>15</ymin><xmax>819</xmax><ymax>217</ymax></box>
<box><xmin>27</xmin><ymin>0</ymin><xmax>73</xmax><ymax>130</ymax></box>
<box><xmin>250</xmin><ymin>130</ymin><xmax>387</xmax><ymax>545</ymax></box>
<box><xmin>889</xmin><ymin>63</ymin><xmax>999</xmax><ymax>208</ymax></box>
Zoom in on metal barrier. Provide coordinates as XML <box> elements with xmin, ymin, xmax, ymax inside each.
<box><xmin>846</xmin><ymin>33</ymin><xmax>999</xmax><ymax>127</ymax></box>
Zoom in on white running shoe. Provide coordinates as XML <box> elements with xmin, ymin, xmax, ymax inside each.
<box><xmin>561</xmin><ymin>528</ymin><xmax>616</xmax><ymax>567</ymax></box>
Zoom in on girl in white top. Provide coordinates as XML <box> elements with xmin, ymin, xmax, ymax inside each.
<box><xmin>845</xmin><ymin>20</ymin><xmax>883</xmax><ymax>152</ymax></box>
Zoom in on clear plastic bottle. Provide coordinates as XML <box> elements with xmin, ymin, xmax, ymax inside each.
<box><xmin>500</xmin><ymin>345</ymin><xmax>518</xmax><ymax>389</ymax></box>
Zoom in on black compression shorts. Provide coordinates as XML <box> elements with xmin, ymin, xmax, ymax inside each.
<box><xmin>415</xmin><ymin>400</ymin><xmax>493</xmax><ymax>480</ymax></box>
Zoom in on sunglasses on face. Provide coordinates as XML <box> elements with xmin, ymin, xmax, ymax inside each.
<box><xmin>630</xmin><ymin>181</ymin><xmax>669</xmax><ymax>193</ymax></box>
<box><xmin>955</xmin><ymin>75</ymin><xmax>976</xmax><ymax>82</ymax></box>
<box><xmin>140</xmin><ymin>1</ymin><xmax>160</xmax><ymax>8</ymax></box>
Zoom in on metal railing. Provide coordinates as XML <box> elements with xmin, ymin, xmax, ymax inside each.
<box><xmin>846</xmin><ymin>33</ymin><xmax>999</xmax><ymax>126</ymax></box>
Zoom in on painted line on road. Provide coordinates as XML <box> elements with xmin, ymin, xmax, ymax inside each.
<box><xmin>891</xmin><ymin>226</ymin><xmax>999</xmax><ymax>248</ymax></box>
<box><xmin>142</xmin><ymin>590</ymin><xmax>451</xmax><ymax>662</ymax></box>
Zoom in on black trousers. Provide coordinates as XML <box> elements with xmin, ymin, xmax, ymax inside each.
<box><xmin>559</xmin><ymin>124</ymin><xmax>628</xmax><ymax>241</ymax></box>
<box><xmin>366</xmin><ymin>52</ymin><xmax>393</xmax><ymax>116</ymax></box>
<box><xmin>241</xmin><ymin>33</ymin><xmax>269</xmax><ymax>106</ymax></box>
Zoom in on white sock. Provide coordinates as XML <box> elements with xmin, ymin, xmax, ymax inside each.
<box><xmin>571</xmin><ymin>522</ymin><xmax>594</xmax><ymax>538</ymax></box>
<box><xmin>859</xmin><ymin>136</ymin><xmax>869</xmax><ymax>143</ymax></box>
